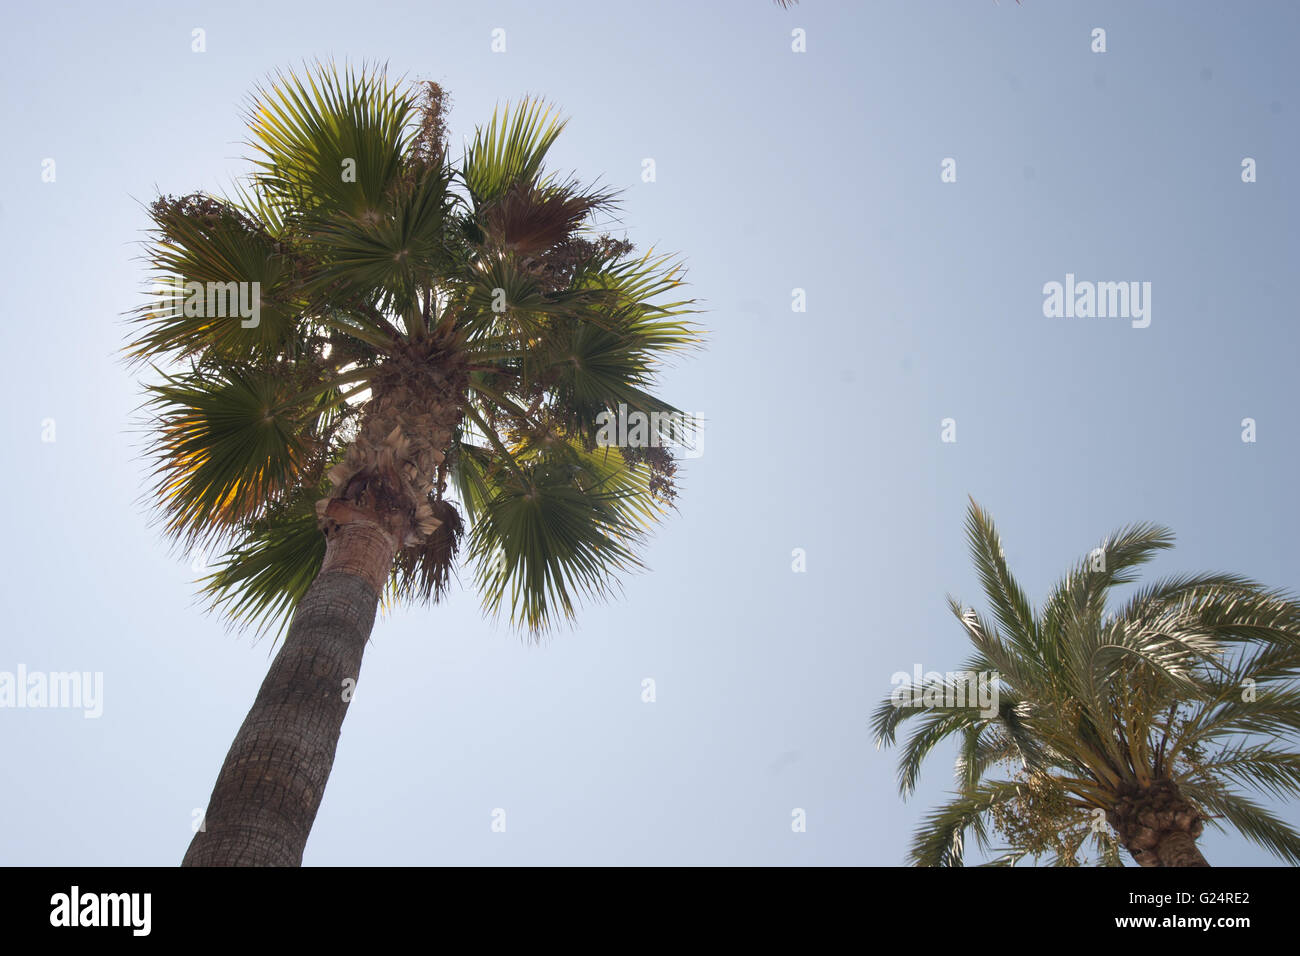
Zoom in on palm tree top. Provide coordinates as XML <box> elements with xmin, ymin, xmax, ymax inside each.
<box><xmin>874</xmin><ymin>498</ymin><xmax>1300</xmax><ymax>866</ymax></box>
<box><xmin>132</xmin><ymin>62</ymin><xmax>702</xmax><ymax>637</ymax></box>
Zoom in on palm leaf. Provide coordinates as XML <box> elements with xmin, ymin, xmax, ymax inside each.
<box><xmin>462</xmin><ymin>99</ymin><xmax>567</xmax><ymax>206</ymax></box>
<box><xmin>142</xmin><ymin>364</ymin><xmax>330</xmax><ymax>546</ymax></box>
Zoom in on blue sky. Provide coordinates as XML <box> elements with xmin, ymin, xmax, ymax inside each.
<box><xmin>1</xmin><ymin>0</ymin><xmax>1297</xmax><ymax>865</ymax></box>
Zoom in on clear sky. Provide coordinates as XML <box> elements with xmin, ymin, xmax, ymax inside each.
<box><xmin>1</xmin><ymin>0</ymin><xmax>1297</xmax><ymax>865</ymax></box>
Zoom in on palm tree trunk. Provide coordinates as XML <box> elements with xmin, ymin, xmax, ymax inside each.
<box><xmin>1109</xmin><ymin>779</ymin><xmax>1209</xmax><ymax>868</ymax></box>
<box><xmin>1154</xmin><ymin>830</ymin><xmax>1210</xmax><ymax>867</ymax></box>
<box><xmin>182</xmin><ymin>512</ymin><xmax>399</xmax><ymax>866</ymax></box>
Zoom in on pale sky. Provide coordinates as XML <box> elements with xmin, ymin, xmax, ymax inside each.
<box><xmin>1</xmin><ymin>0</ymin><xmax>1297</xmax><ymax>865</ymax></box>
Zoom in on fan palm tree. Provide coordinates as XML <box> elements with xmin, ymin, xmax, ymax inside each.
<box><xmin>132</xmin><ymin>63</ymin><xmax>700</xmax><ymax>866</ymax></box>
<box><xmin>873</xmin><ymin>499</ymin><xmax>1300</xmax><ymax>867</ymax></box>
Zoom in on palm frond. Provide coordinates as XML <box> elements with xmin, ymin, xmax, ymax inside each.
<box><xmin>466</xmin><ymin>438</ymin><xmax>665</xmax><ymax>633</ymax></box>
<box><xmin>462</xmin><ymin>99</ymin><xmax>567</xmax><ymax>206</ymax></box>
<box><xmin>1180</xmin><ymin>781</ymin><xmax>1300</xmax><ymax>865</ymax></box>
<box><xmin>247</xmin><ymin>61</ymin><xmax>414</xmax><ymax>217</ymax></box>
<box><xmin>964</xmin><ymin>499</ymin><xmax>1039</xmax><ymax>657</ymax></box>
<box><xmin>199</xmin><ymin>497</ymin><xmax>327</xmax><ymax>639</ymax></box>
<box><xmin>141</xmin><ymin>364</ymin><xmax>331</xmax><ymax>547</ymax></box>
<box><xmin>909</xmin><ymin>781</ymin><xmax>1026</xmax><ymax>867</ymax></box>
<box><xmin>132</xmin><ymin>194</ymin><xmax>300</xmax><ymax>364</ymax></box>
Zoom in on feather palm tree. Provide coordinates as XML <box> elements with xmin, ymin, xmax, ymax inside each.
<box><xmin>873</xmin><ymin>499</ymin><xmax>1300</xmax><ymax>867</ymax></box>
<box><xmin>133</xmin><ymin>63</ymin><xmax>701</xmax><ymax>866</ymax></box>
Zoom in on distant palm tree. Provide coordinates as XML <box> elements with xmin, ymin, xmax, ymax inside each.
<box><xmin>133</xmin><ymin>63</ymin><xmax>700</xmax><ymax>866</ymax></box>
<box><xmin>873</xmin><ymin>499</ymin><xmax>1300</xmax><ymax>866</ymax></box>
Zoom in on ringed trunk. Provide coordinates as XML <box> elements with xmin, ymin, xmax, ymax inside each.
<box><xmin>182</xmin><ymin>512</ymin><xmax>399</xmax><ymax>867</ymax></box>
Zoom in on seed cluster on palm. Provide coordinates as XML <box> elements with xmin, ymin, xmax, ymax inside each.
<box><xmin>874</xmin><ymin>499</ymin><xmax>1300</xmax><ymax>867</ymax></box>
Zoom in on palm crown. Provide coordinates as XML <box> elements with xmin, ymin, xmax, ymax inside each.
<box><xmin>133</xmin><ymin>63</ymin><xmax>700</xmax><ymax>635</ymax></box>
<box><xmin>873</xmin><ymin>500</ymin><xmax>1300</xmax><ymax>866</ymax></box>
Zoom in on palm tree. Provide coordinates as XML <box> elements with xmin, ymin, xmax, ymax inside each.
<box><xmin>873</xmin><ymin>499</ymin><xmax>1300</xmax><ymax>867</ymax></box>
<box><xmin>132</xmin><ymin>63</ymin><xmax>700</xmax><ymax>866</ymax></box>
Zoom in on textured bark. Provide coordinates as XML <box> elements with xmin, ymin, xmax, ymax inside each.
<box><xmin>1108</xmin><ymin>779</ymin><xmax>1209</xmax><ymax>868</ymax></box>
<box><xmin>182</xmin><ymin>518</ymin><xmax>398</xmax><ymax>867</ymax></box>
<box><xmin>184</xmin><ymin>334</ymin><xmax>467</xmax><ymax>866</ymax></box>
<box><xmin>1154</xmin><ymin>829</ymin><xmax>1211</xmax><ymax>867</ymax></box>
<box><xmin>324</xmin><ymin>328</ymin><xmax>468</xmax><ymax>546</ymax></box>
